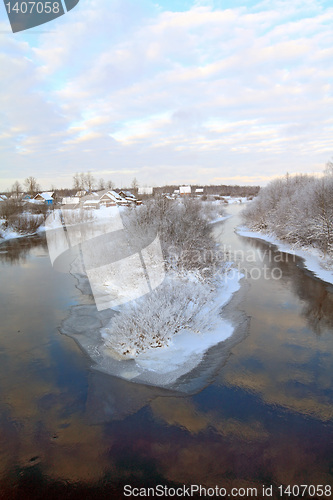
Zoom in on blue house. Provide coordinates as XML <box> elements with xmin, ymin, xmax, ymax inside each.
<box><xmin>34</xmin><ymin>192</ymin><xmax>54</xmax><ymax>205</ymax></box>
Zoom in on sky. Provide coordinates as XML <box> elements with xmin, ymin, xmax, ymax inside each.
<box><xmin>0</xmin><ymin>0</ymin><xmax>332</xmax><ymax>191</ymax></box>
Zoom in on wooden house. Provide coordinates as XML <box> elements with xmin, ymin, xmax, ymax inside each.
<box><xmin>99</xmin><ymin>191</ymin><xmax>122</xmax><ymax>207</ymax></box>
<box><xmin>34</xmin><ymin>192</ymin><xmax>54</xmax><ymax>205</ymax></box>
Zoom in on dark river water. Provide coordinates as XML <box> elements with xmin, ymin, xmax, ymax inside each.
<box><xmin>0</xmin><ymin>204</ymin><xmax>333</xmax><ymax>499</ymax></box>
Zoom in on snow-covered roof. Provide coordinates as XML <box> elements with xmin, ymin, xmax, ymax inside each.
<box><xmin>179</xmin><ymin>186</ymin><xmax>191</xmax><ymax>194</ymax></box>
<box><xmin>109</xmin><ymin>190</ymin><xmax>124</xmax><ymax>201</ymax></box>
<box><xmin>75</xmin><ymin>190</ymin><xmax>87</xmax><ymax>197</ymax></box>
<box><xmin>119</xmin><ymin>190</ymin><xmax>136</xmax><ymax>199</ymax></box>
<box><xmin>34</xmin><ymin>192</ymin><xmax>54</xmax><ymax>201</ymax></box>
<box><xmin>83</xmin><ymin>199</ymin><xmax>99</xmax><ymax>205</ymax></box>
<box><xmin>195</xmin><ymin>188</ymin><xmax>204</xmax><ymax>193</ymax></box>
<box><xmin>100</xmin><ymin>191</ymin><xmax>121</xmax><ymax>204</ymax></box>
<box><xmin>0</xmin><ymin>194</ymin><xmax>8</xmax><ymax>201</ymax></box>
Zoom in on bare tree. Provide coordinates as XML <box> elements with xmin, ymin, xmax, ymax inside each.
<box><xmin>131</xmin><ymin>177</ymin><xmax>139</xmax><ymax>194</ymax></box>
<box><xmin>325</xmin><ymin>159</ymin><xmax>333</xmax><ymax>175</ymax></box>
<box><xmin>85</xmin><ymin>171</ymin><xmax>95</xmax><ymax>192</ymax></box>
<box><xmin>106</xmin><ymin>180</ymin><xmax>115</xmax><ymax>190</ymax></box>
<box><xmin>11</xmin><ymin>180</ymin><xmax>22</xmax><ymax>199</ymax></box>
<box><xmin>73</xmin><ymin>173</ymin><xmax>81</xmax><ymax>191</ymax></box>
<box><xmin>24</xmin><ymin>176</ymin><xmax>40</xmax><ymax>196</ymax></box>
<box><xmin>98</xmin><ymin>178</ymin><xmax>105</xmax><ymax>190</ymax></box>
<box><xmin>79</xmin><ymin>173</ymin><xmax>86</xmax><ymax>191</ymax></box>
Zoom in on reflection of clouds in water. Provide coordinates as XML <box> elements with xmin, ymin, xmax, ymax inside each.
<box><xmin>0</xmin><ymin>343</ymin><xmax>110</xmax><ymax>483</ymax></box>
<box><xmin>151</xmin><ymin>397</ymin><xmax>268</xmax><ymax>441</ymax></box>
<box><xmin>243</xmin><ymin>236</ymin><xmax>333</xmax><ymax>335</ymax></box>
<box><xmin>0</xmin><ymin>251</ymin><xmax>112</xmax><ymax>483</ymax></box>
<box><xmin>145</xmin><ymin>397</ymin><xmax>332</xmax><ymax>489</ymax></box>
<box><xmin>85</xmin><ymin>370</ymin><xmax>179</xmax><ymax>424</ymax></box>
<box><xmin>219</xmin><ymin>298</ymin><xmax>333</xmax><ymax>421</ymax></box>
<box><xmin>212</xmin><ymin>215</ymin><xmax>333</xmax><ymax>422</ymax></box>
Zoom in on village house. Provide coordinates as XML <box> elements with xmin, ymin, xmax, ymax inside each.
<box><xmin>99</xmin><ymin>191</ymin><xmax>125</xmax><ymax>207</ymax></box>
<box><xmin>179</xmin><ymin>186</ymin><xmax>191</xmax><ymax>196</ymax></box>
<box><xmin>118</xmin><ymin>190</ymin><xmax>141</xmax><ymax>205</ymax></box>
<box><xmin>33</xmin><ymin>192</ymin><xmax>55</xmax><ymax>205</ymax></box>
<box><xmin>138</xmin><ymin>186</ymin><xmax>153</xmax><ymax>196</ymax></box>
<box><xmin>61</xmin><ymin>197</ymin><xmax>80</xmax><ymax>206</ymax></box>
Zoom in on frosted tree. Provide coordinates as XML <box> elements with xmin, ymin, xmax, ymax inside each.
<box><xmin>102</xmin><ymin>197</ymin><xmax>229</xmax><ymax>357</ymax></box>
<box><xmin>243</xmin><ymin>174</ymin><xmax>333</xmax><ymax>256</ymax></box>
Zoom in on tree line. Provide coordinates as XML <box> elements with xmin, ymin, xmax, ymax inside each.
<box><xmin>243</xmin><ymin>168</ymin><xmax>333</xmax><ymax>256</ymax></box>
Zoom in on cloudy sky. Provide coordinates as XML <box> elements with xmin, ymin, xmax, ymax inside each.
<box><xmin>0</xmin><ymin>0</ymin><xmax>332</xmax><ymax>191</ymax></box>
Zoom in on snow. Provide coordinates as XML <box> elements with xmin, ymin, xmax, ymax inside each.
<box><xmin>208</xmin><ymin>214</ymin><xmax>232</xmax><ymax>225</ymax></box>
<box><xmin>0</xmin><ymin>227</ymin><xmax>22</xmax><ymax>241</ymax></box>
<box><xmin>237</xmin><ymin>226</ymin><xmax>333</xmax><ymax>285</ymax></box>
<box><xmin>223</xmin><ymin>196</ymin><xmax>249</xmax><ymax>204</ymax></box>
<box><xmin>132</xmin><ymin>270</ymin><xmax>242</xmax><ymax>375</ymax></box>
<box><xmin>61</xmin><ymin>253</ymin><xmax>243</xmax><ymax>389</ymax></box>
<box><xmin>0</xmin><ymin>215</ymin><xmax>42</xmax><ymax>241</ymax></box>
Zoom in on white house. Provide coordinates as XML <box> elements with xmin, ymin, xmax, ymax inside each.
<box><xmin>62</xmin><ymin>197</ymin><xmax>80</xmax><ymax>205</ymax></box>
<box><xmin>179</xmin><ymin>186</ymin><xmax>191</xmax><ymax>195</ymax></box>
<box><xmin>138</xmin><ymin>186</ymin><xmax>153</xmax><ymax>195</ymax></box>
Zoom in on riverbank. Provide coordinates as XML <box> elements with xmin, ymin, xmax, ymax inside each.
<box><xmin>237</xmin><ymin>226</ymin><xmax>333</xmax><ymax>286</ymax></box>
<box><xmin>0</xmin><ymin>223</ymin><xmax>40</xmax><ymax>242</ymax></box>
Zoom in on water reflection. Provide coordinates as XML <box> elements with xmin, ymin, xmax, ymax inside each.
<box><xmin>212</xmin><ymin>205</ymin><xmax>333</xmax><ymax>422</ymax></box>
<box><xmin>242</xmin><ymin>236</ymin><xmax>333</xmax><ymax>336</ymax></box>
<box><xmin>0</xmin><ymin>235</ymin><xmax>48</xmax><ymax>264</ymax></box>
<box><xmin>1</xmin><ymin>207</ymin><xmax>333</xmax><ymax>497</ymax></box>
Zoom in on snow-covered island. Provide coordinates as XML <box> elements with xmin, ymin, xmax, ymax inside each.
<box><xmin>47</xmin><ymin>197</ymin><xmax>244</xmax><ymax>389</ymax></box>
<box><xmin>240</xmin><ymin>174</ymin><xmax>333</xmax><ymax>285</ymax></box>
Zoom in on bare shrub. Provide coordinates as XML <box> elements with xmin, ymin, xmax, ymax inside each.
<box><xmin>61</xmin><ymin>208</ymin><xmax>94</xmax><ymax>226</ymax></box>
<box><xmin>0</xmin><ymin>199</ymin><xmax>22</xmax><ymax>220</ymax></box>
<box><xmin>8</xmin><ymin>213</ymin><xmax>44</xmax><ymax>234</ymax></box>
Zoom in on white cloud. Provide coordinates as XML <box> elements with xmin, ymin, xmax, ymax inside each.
<box><xmin>0</xmin><ymin>0</ymin><xmax>332</xmax><ymax>190</ymax></box>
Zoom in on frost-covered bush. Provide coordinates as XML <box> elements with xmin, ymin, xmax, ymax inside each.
<box><xmin>101</xmin><ymin>197</ymin><xmax>229</xmax><ymax>357</ymax></box>
<box><xmin>122</xmin><ymin>197</ymin><xmax>225</xmax><ymax>276</ymax></box>
<box><xmin>102</xmin><ymin>274</ymin><xmax>218</xmax><ymax>357</ymax></box>
<box><xmin>243</xmin><ymin>174</ymin><xmax>333</xmax><ymax>255</ymax></box>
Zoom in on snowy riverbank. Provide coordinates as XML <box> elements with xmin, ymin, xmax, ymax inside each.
<box><xmin>237</xmin><ymin>226</ymin><xmax>333</xmax><ymax>286</ymax></box>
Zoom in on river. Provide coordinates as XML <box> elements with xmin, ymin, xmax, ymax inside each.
<box><xmin>0</xmin><ymin>204</ymin><xmax>332</xmax><ymax>499</ymax></box>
